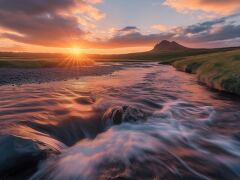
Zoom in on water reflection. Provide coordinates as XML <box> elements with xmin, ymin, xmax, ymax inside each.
<box><xmin>0</xmin><ymin>63</ymin><xmax>240</xmax><ymax>179</ymax></box>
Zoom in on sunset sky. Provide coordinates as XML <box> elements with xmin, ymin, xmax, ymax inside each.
<box><xmin>0</xmin><ymin>0</ymin><xmax>240</xmax><ymax>54</ymax></box>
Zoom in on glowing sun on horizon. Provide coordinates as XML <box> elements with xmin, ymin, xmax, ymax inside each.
<box><xmin>62</xmin><ymin>47</ymin><xmax>94</xmax><ymax>66</ymax></box>
<box><xmin>69</xmin><ymin>47</ymin><xmax>82</xmax><ymax>57</ymax></box>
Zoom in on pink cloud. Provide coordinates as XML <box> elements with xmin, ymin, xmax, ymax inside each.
<box><xmin>164</xmin><ymin>0</ymin><xmax>240</xmax><ymax>15</ymax></box>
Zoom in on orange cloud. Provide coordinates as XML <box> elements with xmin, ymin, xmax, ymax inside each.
<box><xmin>164</xmin><ymin>0</ymin><xmax>240</xmax><ymax>15</ymax></box>
<box><xmin>151</xmin><ymin>24</ymin><xmax>175</xmax><ymax>32</ymax></box>
<box><xmin>76</xmin><ymin>4</ymin><xmax>105</xmax><ymax>20</ymax></box>
<box><xmin>0</xmin><ymin>0</ymin><xmax>105</xmax><ymax>48</ymax></box>
<box><xmin>0</xmin><ymin>44</ymin><xmax>25</xmax><ymax>52</ymax></box>
<box><xmin>65</xmin><ymin>0</ymin><xmax>105</xmax><ymax>21</ymax></box>
<box><xmin>0</xmin><ymin>0</ymin><xmax>239</xmax><ymax>52</ymax></box>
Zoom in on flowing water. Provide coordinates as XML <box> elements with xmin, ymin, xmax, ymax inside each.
<box><xmin>1</xmin><ymin>62</ymin><xmax>240</xmax><ymax>180</ymax></box>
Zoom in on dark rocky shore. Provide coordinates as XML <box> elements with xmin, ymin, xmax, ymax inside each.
<box><xmin>0</xmin><ymin>63</ymin><xmax>124</xmax><ymax>86</ymax></box>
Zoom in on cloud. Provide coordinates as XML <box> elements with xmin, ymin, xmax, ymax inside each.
<box><xmin>0</xmin><ymin>1</ymin><xmax>239</xmax><ymax>50</ymax></box>
<box><xmin>114</xmin><ymin>26</ymin><xmax>139</xmax><ymax>36</ymax></box>
<box><xmin>151</xmin><ymin>24</ymin><xmax>175</xmax><ymax>32</ymax></box>
<box><xmin>175</xmin><ymin>14</ymin><xmax>240</xmax><ymax>42</ymax></box>
<box><xmin>189</xmin><ymin>24</ymin><xmax>240</xmax><ymax>42</ymax></box>
<box><xmin>119</xmin><ymin>26</ymin><xmax>139</xmax><ymax>32</ymax></box>
<box><xmin>0</xmin><ymin>44</ymin><xmax>26</xmax><ymax>52</ymax></box>
<box><xmin>87</xmin><ymin>31</ymin><xmax>173</xmax><ymax>49</ymax></box>
<box><xmin>0</xmin><ymin>0</ymin><xmax>104</xmax><ymax>17</ymax></box>
<box><xmin>92</xmin><ymin>15</ymin><xmax>240</xmax><ymax>49</ymax></box>
<box><xmin>0</xmin><ymin>0</ymin><xmax>74</xmax><ymax>15</ymax></box>
<box><xmin>0</xmin><ymin>0</ymin><xmax>104</xmax><ymax>47</ymax></box>
<box><xmin>164</xmin><ymin>0</ymin><xmax>240</xmax><ymax>16</ymax></box>
<box><xmin>0</xmin><ymin>12</ymin><xmax>86</xmax><ymax>47</ymax></box>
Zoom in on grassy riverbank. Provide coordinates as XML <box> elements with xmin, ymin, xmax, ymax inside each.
<box><xmin>0</xmin><ymin>52</ymin><xmax>93</xmax><ymax>68</ymax></box>
<box><xmin>172</xmin><ymin>50</ymin><xmax>240</xmax><ymax>95</ymax></box>
<box><xmin>1</xmin><ymin>46</ymin><xmax>240</xmax><ymax>96</ymax></box>
<box><xmin>0</xmin><ymin>46</ymin><xmax>238</xmax><ymax>66</ymax></box>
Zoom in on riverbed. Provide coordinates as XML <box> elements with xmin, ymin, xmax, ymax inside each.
<box><xmin>0</xmin><ymin>62</ymin><xmax>240</xmax><ymax>179</ymax></box>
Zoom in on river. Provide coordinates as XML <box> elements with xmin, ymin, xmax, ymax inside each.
<box><xmin>0</xmin><ymin>62</ymin><xmax>240</xmax><ymax>179</ymax></box>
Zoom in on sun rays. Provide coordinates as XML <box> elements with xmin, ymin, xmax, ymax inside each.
<box><xmin>69</xmin><ymin>47</ymin><xmax>82</xmax><ymax>57</ymax></box>
<box><xmin>57</xmin><ymin>47</ymin><xmax>95</xmax><ymax>68</ymax></box>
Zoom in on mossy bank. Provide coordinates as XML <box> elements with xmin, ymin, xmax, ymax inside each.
<box><xmin>172</xmin><ymin>50</ymin><xmax>240</xmax><ymax>96</ymax></box>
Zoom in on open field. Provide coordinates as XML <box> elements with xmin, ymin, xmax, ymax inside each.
<box><xmin>0</xmin><ymin>52</ymin><xmax>94</xmax><ymax>68</ymax></box>
<box><xmin>90</xmin><ymin>47</ymin><xmax>240</xmax><ymax>62</ymax></box>
<box><xmin>0</xmin><ymin>46</ymin><xmax>239</xmax><ymax>68</ymax></box>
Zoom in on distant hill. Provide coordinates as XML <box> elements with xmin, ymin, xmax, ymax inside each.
<box><xmin>151</xmin><ymin>40</ymin><xmax>189</xmax><ymax>52</ymax></box>
<box><xmin>1</xmin><ymin>40</ymin><xmax>240</xmax><ymax>64</ymax></box>
<box><xmin>88</xmin><ymin>40</ymin><xmax>240</xmax><ymax>62</ymax></box>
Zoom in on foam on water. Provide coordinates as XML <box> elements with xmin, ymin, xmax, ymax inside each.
<box><xmin>0</xmin><ymin>63</ymin><xmax>240</xmax><ymax>179</ymax></box>
<box><xmin>30</xmin><ymin>101</ymin><xmax>240</xmax><ymax>180</ymax></box>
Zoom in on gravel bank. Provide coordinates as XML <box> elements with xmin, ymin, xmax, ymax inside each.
<box><xmin>0</xmin><ymin>63</ymin><xmax>125</xmax><ymax>86</ymax></box>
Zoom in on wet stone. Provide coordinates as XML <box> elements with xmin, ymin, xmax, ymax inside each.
<box><xmin>102</xmin><ymin>105</ymin><xmax>147</xmax><ymax>128</ymax></box>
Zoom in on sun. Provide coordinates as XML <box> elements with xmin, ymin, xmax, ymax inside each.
<box><xmin>60</xmin><ymin>47</ymin><xmax>94</xmax><ymax>67</ymax></box>
<box><xmin>69</xmin><ymin>47</ymin><xmax>82</xmax><ymax>57</ymax></box>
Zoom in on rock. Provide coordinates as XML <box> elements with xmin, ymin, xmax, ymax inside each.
<box><xmin>0</xmin><ymin>135</ymin><xmax>45</xmax><ymax>177</ymax></box>
<box><xmin>102</xmin><ymin>106</ymin><xmax>147</xmax><ymax>128</ymax></box>
<box><xmin>0</xmin><ymin>134</ymin><xmax>64</xmax><ymax>177</ymax></box>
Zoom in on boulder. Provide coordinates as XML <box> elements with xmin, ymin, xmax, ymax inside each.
<box><xmin>102</xmin><ymin>106</ymin><xmax>147</xmax><ymax>128</ymax></box>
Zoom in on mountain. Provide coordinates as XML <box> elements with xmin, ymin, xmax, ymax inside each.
<box><xmin>88</xmin><ymin>40</ymin><xmax>240</xmax><ymax>62</ymax></box>
<box><xmin>151</xmin><ymin>40</ymin><xmax>189</xmax><ymax>52</ymax></box>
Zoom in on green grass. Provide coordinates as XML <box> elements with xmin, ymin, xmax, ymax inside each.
<box><xmin>0</xmin><ymin>52</ymin><xmax>94</xmax><ymax>68</ymax></box>
<box><xmin>173</xmin><ymin>49</ymin><xmax>240</xmax><ymax>95</ymax></box>
<box><xmin>0</xmin><ymin>52</ymin><xmax>64</xmax><ymax>68</ymax></box>
<box><xmin>0</xmin><ymin>60</ymin><xmax>60</xmax><ymax>68</ymax></box>
<box><xmin>91</xmin><ymin>47</ymin><xmax>240</xmax><ymax>62</ymax></box>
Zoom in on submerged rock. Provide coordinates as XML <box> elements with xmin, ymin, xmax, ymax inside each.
<box><xmin>0</xmin><ymin>134</ymin><xmax>63</xmax><ymax>178</ymax></box>
<box><xmin>102</xmin><ymin>106</ymin><xmax>147</xmax><ymax>128</ymax></box>
<box><xmin>0</xmin><ymin>135</ymin><xmax>45</xmax><ymax>177</ymax></box>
